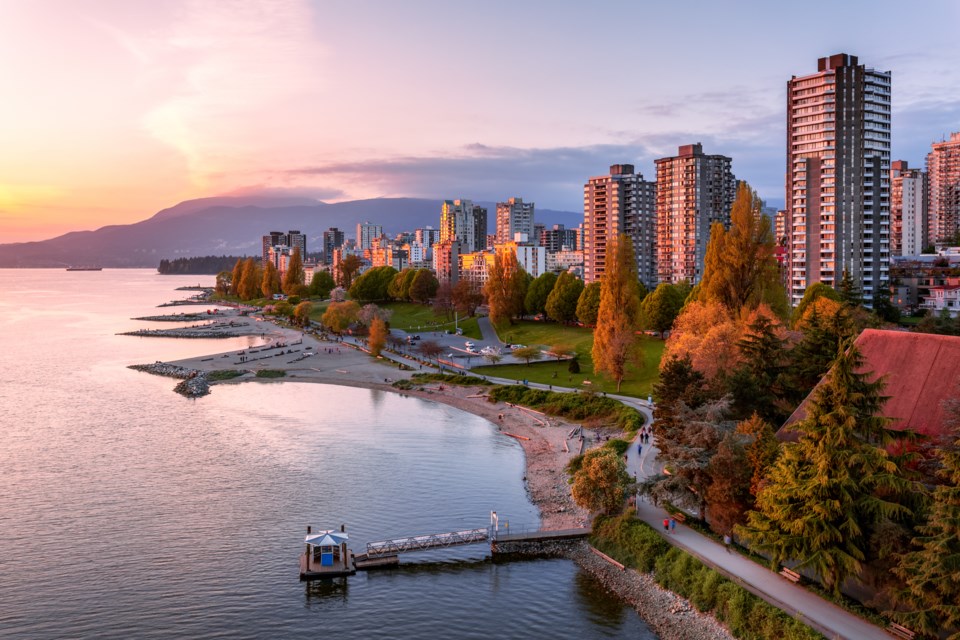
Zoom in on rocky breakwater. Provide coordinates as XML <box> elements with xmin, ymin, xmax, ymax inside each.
<box><xmin>128</xmin><ymin>362</ymin><xmax>211</xmax><ymax>398</ymax></box>
<box><xmin>133</xmin><ymin>313</ymin><xmax>207</xmax><ymax>322</ymax></box>
<box><xmin>118</xmin><ymin>326</ymin><xmax>239</xmax><ymax>338</ymax></box>
<box><xmin>567</xmin><ymin>541</ymin><xmax>734</xmax><ymax>640</ymax></box>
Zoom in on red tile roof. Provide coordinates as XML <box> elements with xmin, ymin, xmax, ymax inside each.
<box><xmin>779</xmin><ymin>329</ymin><xmax>960</xmax><ymax>441</ymax></box>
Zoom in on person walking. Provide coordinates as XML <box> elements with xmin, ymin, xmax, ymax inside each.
<box><xmin>724</xmin><ymin>534</ymin><xmax>732</xmax><ymax>553</ymax></box>
<box><xmin>663</xmin><ymin>518</ymin><xmax>669</xmax><ymax>532</ymax></box>
<box><xmin>669</xmin><ymin>518</ymin><xmax>676</xmax><ymax>534</ymax></box>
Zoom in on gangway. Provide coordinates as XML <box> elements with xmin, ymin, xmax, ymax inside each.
<box><xmin>365</xmin><ymin>527</ymin><xmax>490</xmax><ymax>557</ymax></box>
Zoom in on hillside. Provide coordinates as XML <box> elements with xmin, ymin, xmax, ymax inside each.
<box><xmin>0</xmin><ymin>197</ymin><xmax>582</xmax><ymax>268</ymax></box>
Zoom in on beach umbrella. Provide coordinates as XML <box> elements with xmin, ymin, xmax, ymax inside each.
<box><xmin>305</xmin><ymin>530</ymin><xmax>349</xmax><ymax>547</ymax></box>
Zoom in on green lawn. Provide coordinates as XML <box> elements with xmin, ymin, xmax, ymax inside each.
<box><xmin>380</xmin><ymin>302</ymin><xmax>483</xmax><ymax>340</ymax></box>
<box><xmin>473</xmin><ymin>320</ymin><xmax>664</xmax><ymax>398</ymax></box>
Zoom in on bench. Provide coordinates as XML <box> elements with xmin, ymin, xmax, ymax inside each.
<box><xmin>779</xmin><ymin>567</ymin><xmax>802</xmax><ymax>583</ymax></box>
<box><xmin>887</xmin><ymin>622</ymin><xmax>916</xmax><ymax>640</ymax></box>
<box><xmin>670</xmin><ymin>512</ymin><xmax>687</xmax><ymax>524</ymax></box>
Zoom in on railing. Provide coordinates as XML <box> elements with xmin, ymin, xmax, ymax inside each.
<box><xmin>366</xmin><ymin>527</ymin><xmax>490</xmax><ymax>557</ymax></box>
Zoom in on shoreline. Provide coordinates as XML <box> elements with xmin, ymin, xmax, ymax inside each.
<box><xmin>132</xmin><ymin>307</ymin><xmax>734</xmax><ymax>639</ymax></box>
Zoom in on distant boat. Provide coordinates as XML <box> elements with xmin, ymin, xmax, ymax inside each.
<box><xmin>65</xmin><ymin>266</ymin><xmax>103</xmax><ymax>271</ymax></box>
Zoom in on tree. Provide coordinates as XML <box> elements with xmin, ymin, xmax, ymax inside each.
<box><xmin>837</xmin><ymin>269</ymin><xmax>862</xmax><ymax>307</ymax></box>
<box><xmin>484</xmin><ymin>248</ymin><xmax>527</xmax><ymax>326</ymax></box>
<box><xmin>261</xmin><ymin>260</ymin><xmax>281</xmax><ymax>298</ymax></box>
<box><xmin>358</xmin><ymin>303</ymin><xmax>392</xmax><ymax>327</ymax></box>
<box><xmin>337</xmin><ymin>254</ymin><xmax>363</xmax><ymax>288</ymax></box>
<box><xmin>282</xmin><ymin>247</ymin><xmax>305</xmax><ymax>296</ymax></box>
<box><xmin>368</xmin><ymin>317</ymin><xmax>388</xmax><ymax>357</ymax></box>
<box><xmin>892</xmin><ymin>407</ymin><xmax>960</xmax><ymax>636</ymax></box>
<box><xmin>640</xmin><ymin>283</ymin><xmax>685</xmax><ymax>337</ymax></box>
<box><xmin>417</xmin><ymin>339</ymin><xmax>444</xmax><ymax>364</ymax></box>
<box><xmin>705</xmin><ymin>431</ymin><xmax>753</xmax><ymax>535</ymax></box>
<box><xmin>738</xmin><ymin>342</ymin><xmax>911</xmax><ymax>597</ymax></box>
<box><xmin>592</xmin><ymin>234</ymin><xmax>642</xmax><ymax>391</ymax></box>
<box><xmin>482</xmin><ymin>348</ymin><xmax>503</xmax><ymax>366</ymax></box>
<box><xmin>387</xmin><ymin>269</ymin><xmax>412</xmax><ymax>300</ymax></box>
<box><xmin>568</xmin><ymin>357</ymin><xmax>581</xmax><ymax>374</ymax></box>
<box><xmin>545</xmin><ymin>271</ymin><xmax>585</xmax><ymax>323</ymax></box>
<box><xmin>215</xmin><ymin>270</ymin><xmax>232</xmax><ymax>296</ymax></box>
<box><xmin>432</xmin><ymin>282</ymin><xmax>454</xmax><ymax>318</ymax></box>
<box><xmin>915</xmin><ymin>308</ymin><xmax>960</xmax><ymax>336</ymax></box>
<box><xmin>292</xmin><ymin>301</ymin><xmax>313</xmax><ymax>327</ymax></box>
<box><xmin>308</xmin><ymin>270</ymin><xmax>336</xmax><ymax>299</ymax></box>
<box><xmin>452</xmin><ymin>279</ymin><xmax>484</xmax><ymax>316</ymax></box>
<box><xmin>548</xmin><ymin>344</ymin><xmax>574</xmax><ymax>361</ymax></box>
<box><xmin>576</xmin><ymin>282</ymin><xmax>602</xmax><ymax>325</ymax></box>
<box><xmin>400</xmin><ymin>268</ymin><xmax>419</xmax><ymax>300</ymax></box>
<box><xmin>571</xmin><ymin>447</ymin><xmax>631</xmax><ymax>514</ymax></box>
<box><xmin>728</xmin><ymin>308</ymin><xmax>787</xmax><ymax>422</ymax></box>
<box><xmin>237</xmin><ymin>257</ymin><xmax>262</xmax><ymax>300</ymax></box>
<box><xmin>409</xmin><ymin>269</ymin><xmax>439</xmax><ymax>304</ymax></box>
<box><xmin>735</xmin><ymin>413</ymin><xmax>781</xmax><ymax>497</ymax></box>
<box><xmin>779</xmin><ymin>301</ymin><xmax>855</xmax><ymax>409</ymax></box>
<box><xmin>525</xmin><ymin>272</ymin><xmax>558</xmax><ymax>316</ymax></box>
<box><xmin>512</xmin><ymin>346</ymin><xmax>542</xmax><ymax>366</ymax></box>
<box><xmin>699</xmin><ymin>182</ymin><xmax>787</xmax><ymax>315</ymax></box>
<box><xmin>792</xmin><ymin>282</ymin><xmax>841</xmax><ymax>328</ymax></box>
<box><xmin>230</xmin><ymin>258</ymin><xmax>244</xmax><ymax>296</ymax></box>
<box><xmin>663</xmin><ymin>300</ymin><xmax>741</xmax><ymax>385</ymax></box>
<box><xmin>872</xmin><ymin>289</ymin><xmax>901</xmax><ymax>324</ymax></box>
<box><xmin>322</xmin><ymin>300</ymin><xmax>360</xmax><ymax>334</ymax></box>
<box><xmin>349</xmin><ymin>266</ymin><xmax>398</xmax><ymax>302</ymax></box>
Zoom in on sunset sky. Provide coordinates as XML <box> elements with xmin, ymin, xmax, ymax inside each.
<box><xmin>2</xmin><ymin>0</ymin><xmax>960</xmax><ymax>243</ymax></box>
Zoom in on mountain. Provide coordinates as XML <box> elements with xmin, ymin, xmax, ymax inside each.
<box><xmin>0</xmin><ymin>197</ymin><xmax>583</xmax><ymax>268</ymax></box>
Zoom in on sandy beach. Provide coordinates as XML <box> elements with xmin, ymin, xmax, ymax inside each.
<box><xmin>150</xmin><ymin>307</ymin><xmax>594</xmax><ymax>530</ymax></box>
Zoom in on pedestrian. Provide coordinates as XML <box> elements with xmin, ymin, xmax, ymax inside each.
<box><xmin>663</xmin><ymin>518</ymin><xmax>669</xmax><ymax>532</ymax></box>
<box><xmin>638</xmin><ymin>444</ymin><xmax>642</xmax><ymax>455</ymax></box>
<box><xmin>669</xmin><ymin>518</ymin><xmax>676</xmax><ymax>533</ymax></box>
<box><xmin>723</xmin><ymin>534</ymin><xmax>732</xmax><ymax>552</ymax></box>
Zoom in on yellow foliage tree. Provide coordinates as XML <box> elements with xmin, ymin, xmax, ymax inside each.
<box><xmin>571</xmin><ymin>447</ymin><xmax>631</xmax><ymax>514</ymax></box>
<box><xmin>368</xmin><ymin>316</ymin><xmax>388</xmax><ymax>357</ymax></box>
<box><xmin>322</xmin><ymin>300</ymin><xmax>360</xmax><ymax>334</ymax></box>
<box><xmin>663</xmin><ymin>300</ymin><xmax>742</xmax><ymax>383</ymax></box>
<box><xmin>592</xmin><ymin>234</ymin><xmax>642</xmax><ymax>391</ymax></box>
<box><xmin>237</xmin><ymin>257</ymin><xmax>262</xmax><ymax>301</ymax></box>
<box><xmin>484</xmin><ymin>248</ymin><xmax>527</xmax><ymax>326</ymax></box>
<box><xmin>261</xmin><ymin>260</ymin><xmax>281</xmax><ymax>298</ymax></box>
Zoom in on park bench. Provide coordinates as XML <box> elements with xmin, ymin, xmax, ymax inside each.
<box><xmin>887</xmin><ymin>622</ymin><xmax>916</xmax><ymax>639</ymax></box>
<box><xmin>670</xmin><ymin>512</ymin><xmax>687</xmax><ymax>524</ymax></box>
<box><xmin>779</xmin><ymin>567</ymin><xmax>802</xmax><ymax>583</ymax></box>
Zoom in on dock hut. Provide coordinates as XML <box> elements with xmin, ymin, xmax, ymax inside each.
<box><xmin>300</xmin><ymin>525</ymin><xmax>356</xmax><ymax>580</ymax></box>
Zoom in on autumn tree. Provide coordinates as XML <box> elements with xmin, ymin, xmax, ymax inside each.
<box><xmin>409</xmin><ymin>269</ymin><xmax>439</xmax><ymax>304</ymax></box>
<box><xmin>705</xmin><ymin>431</ymin><xmax>754</xmax><ymax>535</ymax></box>
<box><xmin>699</xmin><ymin>182</ymin><xmax>786</xmax><ymax>315</ymax></box>
<box><xmin>322</xmin><ymin>300</ymin><xmax>360</xmax><ymax>334</ymax></box>
<box><xmin>512</xmin><ymin>346</ymin><xmax>542</xmax><ymax>366</ymax></box>
<box><xmin>261</xmin><ymin>260</ymin><xmax>281</xmax><ymax>298</ymax></box>
<box><xmin>368</xmin><ymin>317</ymin><xmax>388</xmax><ymax>357</ymax></box>
<box><xmin>545</xmin><ymin>271</ymin><xmax>585</xmax><ymax>323</ymax></box>
<box><xmin>640</xmin><ymin>283</ymin><xmax>686</xmax><ymax>337</ymax></box>
<box><xmin>432</xmin><ymin>282</ymin><xmax>454</xmax><ymax>319</ymax></box>
<box><xmin>548</xmin><ymin>344</ymin><xmax>574</xmax><ymax>361</ymax></box>
<box><xmin>292</xmin><ymin>301</ymin><xmax>313</xmax><ymax>327</ymax></box>
<box><xmin>282</xmin><ymin>247</ymin><xmax>305</xmax><ymax>296</ymax></box>
<box><xmin>308</xmin><ymin>270</ymin><xmax>335</xmax><ymax>299</ymax></box>
<box><xmin>571</xmin><ymin>447</ymin><xmax>631</xmax><ymax>514</ymax></box>
<box><xmin>485</xmin><ymin>248</ymin><xmax>527</xmax><ymax>326</ymax></box>
<box><xmin>735</xmin><ymin>413</ymin><xmax>781</xmax><ymax>498</ymax></box>
<box><xmin>237</xmin><ymin>257</ymin><xmax>262</xmax><ymax>300</ymax></box>
<box><xmin>230</xmin><ymin>258</ymin><xmax>244</xmax><ymax>296</ymax></box>
<box><xmin>592</xmin><ymin>234</ymin><xmax>642</xmax><ymax>391</ymax></box>
<box><xmin>738</xmin><ymin>342</ymin><xmax>911</xmax><ymax>597</ymax></box>
<box><xmin>662</xmin><ymin>300</ymin><xmax>741</xmax><ymax>385</ymax></box>
<box><xmin>358</xmin><ymin>303</ymin><xmax>392</xmax><ymax>327</ymax></box>
<box><xmin>792</xmin><ymin>282</ymin><xmax>841</xmax><ymax>328</ymax></box>
<box><xmin>337</xmin><ymin>254</ymin><xmax>363</xmax><ymax>288</ymax></box>
<box><xmin>452</xmin><ymin>279</ymin><xmax>483</xmax><ymax>316</ymax></box>
<box><xmin>576</xmin><ymin>281</ymin><xmax>602</xmax><ymax>325</ymax></box>
<box><xmin>524</xmin><ymin>272</ymin><xmax>558</xmax><ymax>316</ymax></box>
<box><xmin>215</xmin><ymin>270</ymin><xmax>232</xmax><ymax>296</ymax></box>
<box><xmin>417</xmin><ymin>339</ymin><xmax>444</xmax><ymax>364</ymax></box>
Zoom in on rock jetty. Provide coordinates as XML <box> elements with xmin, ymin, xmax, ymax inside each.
<box><xmin>128</xmin><ymin>362</ymin><xmax>210</xmax><ymax>397</ymax></box>
<box><xmin>133</xmin><ymin>314</ymin><xmax>207</xmax><ymax>322</ymax></box>
<box><xmin>119</xmin><ymin>326</ymin><xmax>240</xmax><ymax>338</ymax></box>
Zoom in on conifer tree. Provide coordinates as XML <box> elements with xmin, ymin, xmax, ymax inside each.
<box><xmin>592</xmin><ymin>234</ymin><xmax>642</xmax><ymax>391</ymax></box>
<box><xmin>728</xmin><ymin>310</ymin><xmax>787</xmax><ymax>422</ymax></box>
<box><xmin>735</xmin><ymin>413</ymin><xmax>780</xmax><ymax>497</ymax></box>
<box><xmin>738</xmin><ymin>342</ymin><xmax>911</xmax><ymax>596</ymax></box>
<box><xmin>837</xmin><ymin>269</ymin><xmax>862</xmax><ymax>307</ymax></box>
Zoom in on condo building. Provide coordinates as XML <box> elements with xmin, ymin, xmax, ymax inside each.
<box><xmin>926</xmin><ymin>132</ymin><xmax>960</xmax><ymax>246</ymax></box>
<box><xmin>322</xmin><ymin>228</ymin><xmax>345</xmax><ymax>265</ymax></box>
<box><xmin>440</xmin><ymin>199</ymin><xmax>487</xmax><ymax>253</ymax></box>
<box><xmin>582</xmin><ymin>164</ymin><xmax>657</xmax><ymax>288</ymax></box>
<box><xmin>655</xmin><ymin>144</ymin><xmax>736</xmax><ymax>285</ymax></box>
<box><xmin>262</xmin><ymin>230</ymin><xmax>306</xmax><ymax>264</ymax></box>
<box><xmin>356</xmin><ymin>222</ymin><xmax>383</xmax><ymax>251</ymax></box>
<box><xmin>890</xmin><ymin>161</ymin><xmax>927</xmax><ymax>256</ymax></box>
<box><xmin>495</xmin><ymin>198</ymin><xmax>535</xmax><ymax>245</ymax></box>
<box><xmin>785</xmin><ymin>53</ymin><xmax>891</xmax><ymax>305</ymax></box>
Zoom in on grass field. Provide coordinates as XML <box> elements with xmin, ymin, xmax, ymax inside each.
<box><xmin>473</xmin><ymin>320</ymin><xmax>664</xmax><ymax>398</ymax></box>
<box><xmin>380</xmin><ymin>302</ymin><xmax>483</xmax><ymax>340</ymax></box>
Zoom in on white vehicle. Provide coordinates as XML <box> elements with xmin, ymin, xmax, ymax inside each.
<box><xmin>464</xmin><ymin>341</ymin><xmax>475</xmax><ymax>348</ymax></box>
<box><xmin>480</xmin><ymin>346</ymin><xmax>500</xmax><ymax>356</ymax></box>
<box><xmin>509</xmin><ymin>344</ymin><xmax>527</xmax><ymax>351</ymax></box>
<box><xmin>465</xmin><ymin>346</ymin><xmax>478</xmax><ymax>354</ymax></box>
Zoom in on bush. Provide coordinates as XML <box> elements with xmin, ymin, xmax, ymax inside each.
<box><xmin>605</xmin><ymin>438</ymin><xmax>631</xmax><ymax>456</ymax></box>
<box><xmin>487</xmin><ymin>386</ymin><xmax>644</xmax><ymax>433</ymax></box>
<box><xmin>207</xmin><ymin>370</ymin><xmax>244</xmax><ymax>381</ymax></box>
<box><xmin>591</xmin><ymin>512</ymin><xmax>822</xmax><ymax>640</ymax></box>
<box><xmin>409</xmin><ymin>373</ymin><xmax>494</xmax><ymax>386</ymax></box>
<box><xmin>255</xmin><ymin>369</ymin><xmax>286</xmax><ymax>378</ymax></box>
<box><xmin>568</xmin><ymin>357</ymin><xmax>581</xmax><ymax>373</ymax></box>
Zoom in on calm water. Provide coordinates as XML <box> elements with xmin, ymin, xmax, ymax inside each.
<box><xmin>0</xmin><ymin>269</ymin><xmax>654</xmax><ymax>639</ymax></box>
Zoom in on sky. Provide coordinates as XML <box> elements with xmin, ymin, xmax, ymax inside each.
<box><xmin>2</xmin><ymin>0</ymin><xmax>960</xmax><ymax>243</ymax></box>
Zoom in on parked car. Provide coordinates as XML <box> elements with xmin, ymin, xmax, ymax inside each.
<box><xmin>464</xmin><ymin>341</ymin><xmax>475</xmax><ymax>348</ymax></box>
<box><xmin>509</xmin><ymin>344</ymin><xmax>527</xmax><ymax>351</ymax></box>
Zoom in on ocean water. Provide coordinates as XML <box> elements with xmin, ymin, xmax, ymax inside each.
<box><xmin>0</xmin><ymin>269</ymin><xmax>654</xmax><ymax>639</ymax></box>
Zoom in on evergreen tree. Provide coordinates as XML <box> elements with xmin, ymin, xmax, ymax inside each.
<box><xmin>525</xmin><ymin>271</ymin><xmax>558</xmax><ymax>316</ymax></box>
<box><xmin>699</xmin><ymin>182</ymin><xmax>785</xmax><ymax>314</ymax></box>
<box><xmin>892</xmin><ymin>413</ymin><xmax>960</xmax><ymax>637</ymax></box>
<box><xmin>728</xmin><ymin>310</ymin><xmax>787</xmax><ymax>422</ymax></box>
<box><xmin>545</xmin><ymin>271</ymin><xmax>584</xmax><ymax>323</ymax></box>
<box><xmin>837</xmin><ymin>269</ymin><xmax>862</xmax><ymax>307</ymax></box>
<box><xmin>261</xmin><ymin>260</ymin><xmax>281</xmax><ymax>298</ymax></box>
<box><xmin>738</xmin><ymin>342</ymin><xmax>911</xmax><ymax>597</ymax></box>
<box><xmin>735</xmin><ymin>413</ymin><xmax>781</xmax><ymax>497</ymax></box>
<box><xmin>576</xmin><ymin>281</ymin><xmax>602</xmax><ymax>325</ymax></box>
<box><xmin>282</xmin><ymin>247</ymin><xmax>305</xmax><ymax>296</ymax></box>
<box><xmin>592</xmin><ymin>235</ymin><xmax>642</xmax><ymax>391</ymax></box>
<box><xmin>779</xmin><ymin>303</ymin><xmax>854</xmax><ymax>410</ymax></box>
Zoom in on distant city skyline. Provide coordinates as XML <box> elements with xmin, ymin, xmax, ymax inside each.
<box><xmin>2</xmin><ymin>0</ymin><xmax>960</xmax><ymax>242</ymax></box>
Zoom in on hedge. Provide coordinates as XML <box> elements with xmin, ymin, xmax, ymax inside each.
<box><xmin>487</xmin><ymin>386</ymin><xmax>644</xmax><ymax>432</ymax></box>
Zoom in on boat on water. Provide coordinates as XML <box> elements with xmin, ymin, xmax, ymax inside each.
<box><xmin>65</xmin><ymin>266</ymin><xmax>103</xmax><ymax>271</ymax></box>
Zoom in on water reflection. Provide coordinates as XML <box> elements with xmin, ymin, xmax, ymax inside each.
<box><xmin>305</xmin><ymin>577</ymin><xmax>350</xmax><ymax>603</ymax></box>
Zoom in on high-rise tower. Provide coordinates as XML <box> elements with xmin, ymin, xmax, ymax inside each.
<box><xmin>582</xmin><ymin>164</ymin><xmax>657</xmax><ymax>288</ymax></box>
<box><xmin>440</xmin><ymin>199</ymin><xmax>487</xmax><ymax>252</ymax></box>
<box><xmin>786</xmin><ymin>53</ymin><xmax>891</xmax><ymax>305</ymax></box>
<box><xmin>495</xmin><ymin>198</ymin><xmax>535</xmax><ymax>244</ymax></box>
<box><xmin>926</xmin><ymin>132</ymin><xmax>960</xmax><ymax>246</ymax></box>
<box><xmin>655</xmin><ymin>144</ymin><xmax>735</xmax><ymax>285</ymax></box>
<box><xmin>890</xmin><ymin>161</ymin><xmax>927</xmax><ymax>256</ymax></box>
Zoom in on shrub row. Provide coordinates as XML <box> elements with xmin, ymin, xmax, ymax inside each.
<box><xmin>255</xmin><ymin>369</ymin><xmax>286</xmax><ymax>378</ymax></box>
<box><xmin>592</xmin><ymin>512</ymin><xmax>822</xmax><ymax>640</ymax></box>
<box><xmin>487</xmin><ymin>386</ymin><xmax>644</xmax><ymax>432</ymax></box>
<box><xmin>207</xmin><ymin>369</ymin><xmax>244</xmax><ymax>381</ymax></box>
<box><xmin>410</xmin><ymin>373</ymin><xmax>494</xmax><ymax>386</ymax></box>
